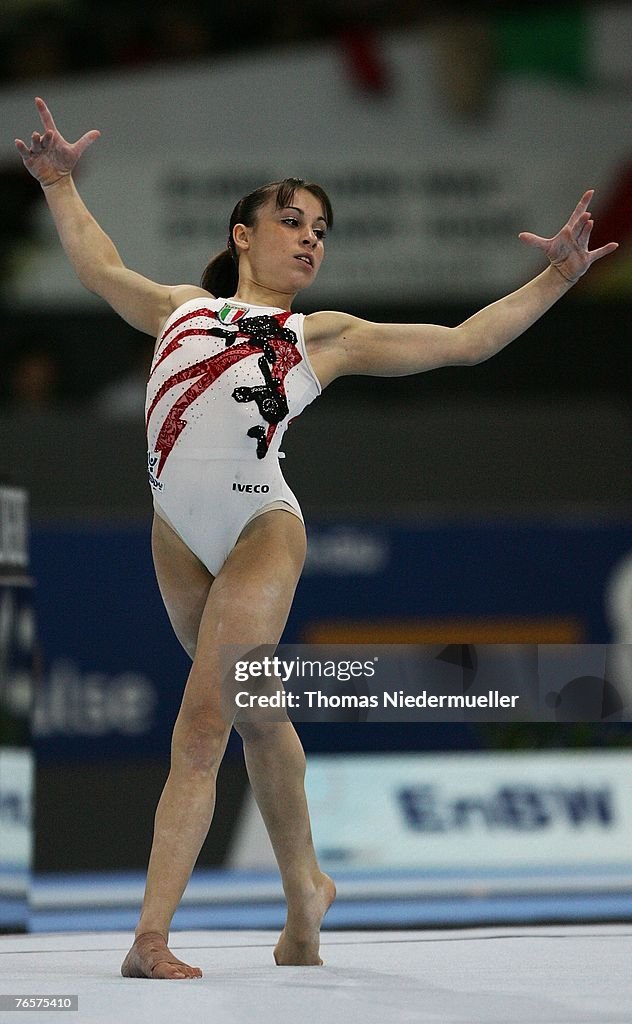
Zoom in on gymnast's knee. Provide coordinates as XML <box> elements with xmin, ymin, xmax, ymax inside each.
<box><xmin>234</xmin><ymin>715</ymin><xmax>296</xmax><ymax>747</ymax></box>
<box><xmin>171</xmin><ymin>706</ymin><xmax>230</xmax><ymax>775</ymax></box>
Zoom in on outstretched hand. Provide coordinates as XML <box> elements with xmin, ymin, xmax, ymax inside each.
<box><xmin>519</xmin><ymin>190</ymin><xmax>618</xmax><ymax>284</ymax></box>
<box><xmin>15</xmin><ymin>97</ymin><xmax>100</xmax><ymax>188</ymax></box>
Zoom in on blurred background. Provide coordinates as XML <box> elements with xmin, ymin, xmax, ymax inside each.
<box><xmin>1</xmin><ymin>0</ymin><xmax>632</xmax><ymax>932</ymax></box>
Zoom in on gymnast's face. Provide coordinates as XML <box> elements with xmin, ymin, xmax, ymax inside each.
<box><xmin>233</xmin><ymin>189</ymin><xmax>327</xmax><ymax>294</ymax></box>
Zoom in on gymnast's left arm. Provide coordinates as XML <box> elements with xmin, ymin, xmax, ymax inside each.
<box><xmin>307</xmin><ymin>190</ymin><xmax>618</xmax><ymax>382</ymax></box>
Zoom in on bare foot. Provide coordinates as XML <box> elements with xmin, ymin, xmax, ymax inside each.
<box><xmin>121</xmin><ymin>932</ymin><xmax>202</xmax><ymax>979</ymax></box>
<box><xmin>273</xmin><ymin>872</ymin><xmax>336</xmax><ymax>966</ymax></box>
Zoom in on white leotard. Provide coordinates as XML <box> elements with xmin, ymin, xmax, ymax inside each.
<box><xmin>145</xmin><ymin>296</ymin><xmax>321</xmax><ymax>574</ymax></box>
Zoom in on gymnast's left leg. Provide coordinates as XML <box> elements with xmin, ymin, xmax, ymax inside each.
<box><xmin>234</xmin><ymin>714</ymin><xmax>336</xmax><ymax>965</ymax></box>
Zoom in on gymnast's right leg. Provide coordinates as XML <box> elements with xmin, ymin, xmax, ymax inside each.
<box><xmin>121</xmin><ymin>514</ymin><xmax>215</xmax><ymax>979</ymax></box>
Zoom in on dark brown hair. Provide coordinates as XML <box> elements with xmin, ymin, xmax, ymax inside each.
<box><xmin>200</xmin><ymin>177</ymin><xmax>333</xmax><ymax>297</ymax></box>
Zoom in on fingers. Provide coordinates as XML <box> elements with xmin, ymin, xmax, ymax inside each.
<box><xmin>30</xmin><ymin>129</ymin><xmax>52</xmax><ymax>151</ymax></box>
<box><xmin>35</xmin><ymin>96</ymin><xmax>100</xmax><ymax>146</ymax></box>
<box><xmin>588</xmin><ymin>241</ymin><xmax>619</xmax><ymax>264</ymax></box>
<box><xmin>522</xmin><ymin>191</ymin><xmax>597</xmax><ymax>247</ymax></box>
<box><xmin>568</xmin><ymin>188</ymin><xmax>594</xmax><ymax>226</ymax></box>
<box><xmin>75</xmin><ymin>129</ymin><xmax>101</xmax><ymax>155</ymax></box>
<box><xmin>19</xmin><ymin>128</ymin><xmax>53</xmax><ymax>155</ymax></box>
<box><xmin>577</xmin><ymin>216</ymin><xmax>593</xmax><ymax>248</ymax></box>
<box><xmin>518</xmin><ymin>231</ymin><xmax>550</xmax><ymax>250</ymax></box>
<box><xmin>14</xmin><ymin>128</ymin><xmax>54</xmax><ymax>159</ymax></box>
<box><xmin>35</xmin><ymin>96</ymin><xmax>57</xmax><ymax>133</ymax></box>
<box><xmin>16</xmin><ymin>97</ymin><xmax>100</xmax><ymax>164</ymax></box>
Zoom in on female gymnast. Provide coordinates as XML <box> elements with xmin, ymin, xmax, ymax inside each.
<box><xmin>16</xmin><ymin>97</ymin><xmax>618</xmax><ymax>978</ymax></box>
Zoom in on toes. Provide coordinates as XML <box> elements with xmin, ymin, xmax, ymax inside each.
<box><xmin>150</xmin><ymin>959</ymin><xmax>202</xmax><ymax>980</ymax></box>
<box><xmin>122</xmin><ymin>936</ymin><xmax>203</xmax><ymax>979</ymax></box>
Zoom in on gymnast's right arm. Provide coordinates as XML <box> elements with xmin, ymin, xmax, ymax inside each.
<box><xmin>15</xmin><ymin>97</ymin><xmax>207</xmax><ymax>336</ymax></box>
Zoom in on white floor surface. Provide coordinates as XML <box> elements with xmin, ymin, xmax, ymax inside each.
<box><xmin>1</xmin><ymin>925</ymin><xmax>631</xmax><ymax>1023</ymax></box>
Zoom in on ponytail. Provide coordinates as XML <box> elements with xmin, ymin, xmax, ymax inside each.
<box><xmin>200</xmin><ymin>248</ymin><xmax>238</xmax><ymax>298</ymax></box>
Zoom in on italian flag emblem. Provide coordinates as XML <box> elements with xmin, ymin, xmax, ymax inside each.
<box><xmin>219</xmin><ymin>303</ymin><xmax>247</xmax><ymax>324</ymax></box>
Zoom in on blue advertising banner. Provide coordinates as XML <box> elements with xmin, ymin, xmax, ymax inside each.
<box><xmin>30</xmin><ymin>520</ymin><xmax>632</xmax><ymax>764</ymax></box>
